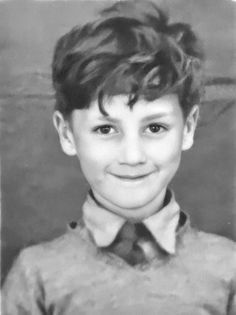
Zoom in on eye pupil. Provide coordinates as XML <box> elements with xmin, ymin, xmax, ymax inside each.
<box><xmin>150</xmin><ymin>124</ymin><xmax>160</xmax><ymax>133</ymax></box>
<box><xmin>100</xmin><ymin>126</ymin><xmax>111</xmax><ymax>134</ymax></box>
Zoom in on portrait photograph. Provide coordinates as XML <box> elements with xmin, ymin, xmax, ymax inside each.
<box><xmin>1</xmin><ymin>0</ymin><xmax>236</xmax><ymax>314</ymax></box>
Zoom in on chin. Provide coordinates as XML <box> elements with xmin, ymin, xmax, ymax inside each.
<box><xmin>109</xmin><ymin>192</ymin><xmax>154</xmax><ymax>210</ymax></box>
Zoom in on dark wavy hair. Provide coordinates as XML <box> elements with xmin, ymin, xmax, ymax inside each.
<box><xmin>52</xmin><ymin>0</ymin><xmax>204</xmax><ymax>118</ymax></box>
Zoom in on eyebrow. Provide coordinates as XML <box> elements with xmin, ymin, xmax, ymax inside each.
<box><xmin>141</xmin><ymin>113</ymin><xmax>171</xmax><ymax>122</ymax></box>
<box><xmin>97</xmin><ymin>116</ymin><xmax>120</xmax><ymax>123</ymax></box>
<box><xmin>96</xmin><ymin>113</ymin><xmax>170</xmax><ymax>123</ymax></box>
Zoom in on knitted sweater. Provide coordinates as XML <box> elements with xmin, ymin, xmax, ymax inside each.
<box><xmin>2</xmin><ymin>219</ymin><xmax>236</xmax><ymax>315</ymax></box>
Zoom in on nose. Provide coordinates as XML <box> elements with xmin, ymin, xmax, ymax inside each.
<box><xmin>118</xmin><ymin>135</ymin><xmax>147</xmax><ymax>165</ymax></box>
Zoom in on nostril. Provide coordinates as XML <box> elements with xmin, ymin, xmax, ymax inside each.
<box><xmin>69</xmin><ymin>221</ymin><xmax>77</xmax><ymax>229</ymax></box>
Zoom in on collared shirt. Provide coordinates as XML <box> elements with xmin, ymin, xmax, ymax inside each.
<box><xmin>83</xmin><ymin>189</ymin><xmax>180</xmax><ymax>255</ymax></box>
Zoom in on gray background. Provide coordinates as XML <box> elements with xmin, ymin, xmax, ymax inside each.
<box><xmin>1</xmin><ymin>0</ymin><xmax>236</xmax><ymax>282</ymax></box>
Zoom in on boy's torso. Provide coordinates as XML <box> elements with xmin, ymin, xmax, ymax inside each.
<box><xmin>3</xmin><ymin>219</ymin><xmax>236</xmax><ymax>315</ymax></box>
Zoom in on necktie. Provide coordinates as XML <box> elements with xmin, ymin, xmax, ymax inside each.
<box><xmin>108</xmin><ymin>222</ymin><xmax>157</xmax><ymax>265</ymax></box>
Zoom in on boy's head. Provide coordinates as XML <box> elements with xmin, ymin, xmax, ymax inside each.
<box><xmin>52</xmin><ymin>0</ymin><xmax>203</xmax><ymax>119</ymax></box>
<box><xmin>52</xmin><ymin>1</ymin><xmax>203</xmax><ymax>219</ymax></box>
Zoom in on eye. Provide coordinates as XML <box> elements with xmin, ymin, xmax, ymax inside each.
<box><xmin>94</xmin><ymin>125</ymin><xmax>116</xmax><ymax>135</ymax></box>
<box><xmin>146</xmin><ymin>123</ymin><xmax>166</xmax><ymax>134</ymax></box>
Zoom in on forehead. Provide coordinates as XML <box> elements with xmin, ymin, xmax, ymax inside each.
<box><xmin>71</xmin><ymin>94</ymin><xmax>183</xmax><ymax>124</ymax></box>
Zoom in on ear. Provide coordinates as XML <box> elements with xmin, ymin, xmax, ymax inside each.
<box><xmin>53</xmin><ymin>111</ymin><xmax>77</xmax><ymax>156</ymax></box>
<box><xmin>182</xmin><ymin>105</ymin><xmax>199</xmax><ymax>151</ymax></box>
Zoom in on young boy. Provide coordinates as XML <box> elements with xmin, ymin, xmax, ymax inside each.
<box><xmin>2</xmin><ymin>1</ymin><xmax>236</xmax><ymax>314</ymax></box>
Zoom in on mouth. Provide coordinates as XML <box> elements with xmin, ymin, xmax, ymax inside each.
<box><xmin>111</xmin><ymin>172</ymin><xmax>153</xmax><ymax>182</ymax></box>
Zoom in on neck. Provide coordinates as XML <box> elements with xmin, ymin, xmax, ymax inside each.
<box><xmin>92</xmin><ymin>188</ymin><xmax>167</xmax><ymax>222</ymax></box>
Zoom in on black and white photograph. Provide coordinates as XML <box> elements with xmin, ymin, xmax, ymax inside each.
<box><xmin>1</xmin><ymin>0</ymin><xmax>236</xmax><ymax>314</ymax></box>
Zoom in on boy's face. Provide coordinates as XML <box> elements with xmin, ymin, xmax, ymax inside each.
<box><xmin>54</xmin><ymin>94</ymin><xmax>198</xmax><ymax>218</ymax></box>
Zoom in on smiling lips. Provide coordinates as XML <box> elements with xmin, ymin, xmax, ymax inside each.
<box><xmin>112</xmin><ymin>172</ymin><xmax>153</xmax><ymax>181</ymax></box>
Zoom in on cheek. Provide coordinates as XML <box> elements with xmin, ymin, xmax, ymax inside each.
<box><xmin>147</xmin><ymin>133</ymin><xmax>183</xmax><ymax>165</ymax></box>
<box><xmin>74</xmin><ymin>138</ymin><xmax>115</xmax><ymax>181</ymax></box>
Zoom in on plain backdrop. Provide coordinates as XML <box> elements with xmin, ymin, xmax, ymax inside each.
<box><xmin>1</xmin><ymin>0</ymin><xmax>236</xmax><ymax>283</ymax></box>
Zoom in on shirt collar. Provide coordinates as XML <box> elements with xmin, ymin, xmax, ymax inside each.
<box><xmin>82</xmin><ymin>190</ymin><xmax>180</xmax><ymax>254</ymax></box>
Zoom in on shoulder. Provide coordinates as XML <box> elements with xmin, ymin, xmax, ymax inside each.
<box><xmin>17</xmin><ymin>232</ymin><xmax>77</xmax><ymax>267</ymax></box>
<box><xmin>188</xmin><ymin>227</ymin><xmax>236</xmax><ymax>257</ymax></box>
<box><xmin>11</xmin><ymin>222</ymin><xmax>97</xmax><ymax>280</ymax></box>
<box><xmin>182</xmin><ymin>226</ymin><xmax>236</xmax><ymax>280</ymax></box>
<box><xmin>2</xmin><ymin>223</ymin><xmax>102</xmax><ymax>310</ymax></box>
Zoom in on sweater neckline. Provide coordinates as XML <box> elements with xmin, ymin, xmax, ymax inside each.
<box><xmin>67</xmin><ymin>210</ymin><xmax>190</xmax><ymax>271</ymax></box>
